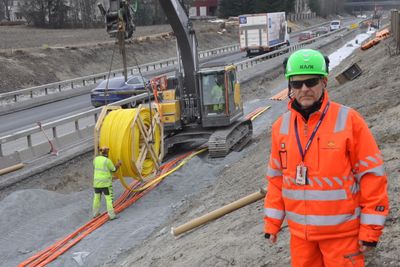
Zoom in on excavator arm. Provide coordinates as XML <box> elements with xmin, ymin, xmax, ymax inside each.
<box><xmin>158</xmin><ymin>0</ymin><xmax>198</xmax><ymax>97</ymax></box>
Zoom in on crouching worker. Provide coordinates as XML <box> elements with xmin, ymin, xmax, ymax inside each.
<box><xmin>92</xmin><ymin>146</ymin><xmax>122</xmax><ymax>220</ymax></box>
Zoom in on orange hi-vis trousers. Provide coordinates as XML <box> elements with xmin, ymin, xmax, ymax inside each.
<box><xmin>290</xmin><ymin>234</ymin><xmax>364</xmax><ymax>267</ymax></box>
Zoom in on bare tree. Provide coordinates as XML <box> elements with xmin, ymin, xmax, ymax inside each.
<box><xmin>66</xmin><ymin>0</ymin><xmax>99</xmax><ymax>28</ymax></box>
<box><xmin>20</xmin><ymin>0</ymin><xmax>47</xmax><ymax>26</ymax></box>
<box><xmin>295</xmin><ymin>0</ymin><xmax>310</xmax><ymax>14</ymax></box>
<box><xmin>20</xmin><ymin>0</ymin><xmax>69</xmax><ymax>27</ymax></box>
<box><xmin>0</xmin><ymin>1</ymin><xmax>4</xmax><ymax>21</ymax></box>
<box><xmin>78</xmin><ymin>0</ymin><xmax>98</xmax><ymax>27</ymax></box>
<box><xmin>2</xmin><ymin>0</ymin><xmax>11</xmax><ymax>20</ymax></box>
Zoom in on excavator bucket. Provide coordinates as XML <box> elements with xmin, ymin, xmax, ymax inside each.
<box><xmin>99</xmin><ymin>0</ymin><xmax>137</xmax><ymax>38</ymax></box>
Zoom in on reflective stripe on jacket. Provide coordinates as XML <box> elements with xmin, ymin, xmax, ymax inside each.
<box><xmin>93</xmin><ymin>155</ymin><xmax>116</xmax><ymax>188</ymax></box>
<box><xmin>264</xmin><ymin>90</ymin><xmax>389</xmax><ymax>242</ymax></box>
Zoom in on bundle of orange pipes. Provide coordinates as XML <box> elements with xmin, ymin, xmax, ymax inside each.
<box><xmin>270</xmin><ymin>88</ymin><xmax>289</xmax><ymax>101</ymax></box>
<box><xmin>361</xmin><ymin>29</ymin><xmax>390</xmax><ymax>51</ymax></box>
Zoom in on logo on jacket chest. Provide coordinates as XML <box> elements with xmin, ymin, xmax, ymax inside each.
<box><xmin>327</xmin><ymin>140</ymin><xmax>336</xmax><ymax>148</ymax></box>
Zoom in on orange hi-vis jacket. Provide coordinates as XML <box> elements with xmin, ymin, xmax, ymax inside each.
<box><xmin>264</xmin><ymin>90</ymin><xmax>389</xmax><ymax>242</ymax></box>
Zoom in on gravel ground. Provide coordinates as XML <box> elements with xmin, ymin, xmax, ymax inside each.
<box><xmin>108</xmin><ymin>34</ymin><xmax>400</xmax><ymax>266</ymax></box>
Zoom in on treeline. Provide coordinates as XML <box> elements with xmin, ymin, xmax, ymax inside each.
<box><xmin>218</xmin><ymin>0</ymin><xmax>344</xmax><ymax>18</ymax></box>
<box><xmin>1</xmin><ymin>0</ymin><xmax>173</xmax><ymax>28</ymax></box>
<box><xmin>1</xmin><ymin>0</ymin><xmax>344</xmax><ymax>28</ymax></box>
<box><xmin>8</xmin><ymin>0</ymin><xmax>102</xmax><ymax>28</ymax></box>
<box><xmin>218</xmin><ymin>0</ymin><xmax>296</xmax><ymax>18</ymax></box>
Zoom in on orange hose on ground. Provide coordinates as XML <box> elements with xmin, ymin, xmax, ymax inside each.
<box><xmin>18</xmin><ymin>151</ymin><xmax>193</xmax><ymax>267</ymax></box>
<box><xmin>19</xmin><ymin>107</ymin><xmax>265</xmax><ymax>267</ymax></box>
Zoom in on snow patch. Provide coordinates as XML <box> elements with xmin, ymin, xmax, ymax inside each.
<box><xmin>328</xmin><ymin>29</ymin><xmax>376</xmax><ymax>70</ymax></box>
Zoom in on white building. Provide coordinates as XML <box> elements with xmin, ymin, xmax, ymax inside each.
<box><xmin>5</xmin><ymin>0</ymin><xmax>24</xmax><ymax>21</ymax></box>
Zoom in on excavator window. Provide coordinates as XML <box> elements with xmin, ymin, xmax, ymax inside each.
<box><xmin>201</xmin><ymin>73</ymin><xmax>226</xmax><ymax>115</ymax></box>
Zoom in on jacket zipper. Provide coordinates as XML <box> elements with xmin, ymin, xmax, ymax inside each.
<box><xmin>304</xmin><ymin>122</ymin><xmax>308</xmax><ymax>137</ymax></box>
<box><xmin>317</xmin><ymin>136</ymin><xmax>320</xmax><ymax>170</ymax></box>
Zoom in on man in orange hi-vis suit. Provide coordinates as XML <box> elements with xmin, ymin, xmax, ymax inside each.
<box><xmin>263</xmin><ymin>49</ymin><xmax>389</xmax><ymax>266</ymax></box>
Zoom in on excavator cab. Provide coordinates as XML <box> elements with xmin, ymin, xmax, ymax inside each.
<box><xmin>198</xmin><ymin>64</ymin><xmax>244</xmax><ymax>128</ymax></box>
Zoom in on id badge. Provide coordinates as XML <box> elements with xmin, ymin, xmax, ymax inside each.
<box><xmin>296</xmin><ymin>164</ymin><xmax>307</xmax><ymax>185</ymax></box>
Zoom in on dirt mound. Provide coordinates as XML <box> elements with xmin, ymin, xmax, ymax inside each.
<box><xmin>0</xmin><ymin>21</ymin><xmax>237</xmax><ymax>93</ymax></box>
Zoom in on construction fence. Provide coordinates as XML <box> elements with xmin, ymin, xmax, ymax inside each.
<box><xmin>391</xmin><ymin>9</ymin><xmax>400</xmax><ymax>52</ymax></box>
<box><xmin>287</xmin><ymin>12</ymin><xmax>316</xmax><ymax>21</ymax></box>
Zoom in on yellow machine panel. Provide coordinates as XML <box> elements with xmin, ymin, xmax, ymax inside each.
<box><xmin>161</xmin><ymin>113</ymin><xmax>180</xmax><ymax>123</ymax></box>
<box><xmin>163</xmin><ymin>89</ymin><xmax>176</xmax><ymax>100</ymax></box>
<box><xmin>160</xmin><ymin>100</ymin><xmax>180</xmax><ymax>115</ymax></box>
<box><xmin>159</xmin><ymin>100</ymin><xmax>181</xmax><ymax>123</ymax></box>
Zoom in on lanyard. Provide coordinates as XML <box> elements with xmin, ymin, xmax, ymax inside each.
<box><xmin>294</xmin><ymin>102</ymin><xmax>330</xmax><ymax>161</ymax></box>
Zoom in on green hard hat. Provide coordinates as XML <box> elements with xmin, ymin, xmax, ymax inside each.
<box><xmin>285</xmin><ymin>49</ymin><xmax>328</xmax><ymax>78</ymax></box>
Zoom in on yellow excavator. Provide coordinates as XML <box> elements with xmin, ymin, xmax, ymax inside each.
<box><xmin>100</xmin><ymin>0</ymin><xmax>252</xmax><ymax>158</ymax></box>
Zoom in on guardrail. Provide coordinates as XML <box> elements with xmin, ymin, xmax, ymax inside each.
<box><xmin>235</xmin><ymin>27</ymin><xmax>348</xmax><ymax>71</ymax></box>
<box><xmin>0</xmin><ymin>44</ymin><xmax>240</xmax><ymax>105</ymax></box>
<box><xmin>0</xmin><ymin>25</ymin><xmax>358</xmax><ymax>167</ymax></box>
<box><xmin>0</xmin><ymin>20</ymin><xmax>356</xmax><ymax>108</ymax></box>
<box><xmin>0</xmin><ymin>93</ymin><xmax>150</xmax><ymax>161</ymax></box>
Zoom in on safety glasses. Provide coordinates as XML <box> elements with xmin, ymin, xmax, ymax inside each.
<box><xmin>289</xmin><ymin>77</ymin><xmax>321</xmax><ymax>89</ymax></box>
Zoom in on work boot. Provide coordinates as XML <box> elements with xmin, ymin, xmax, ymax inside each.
<box><xmin>109</xmin><ymin>214</ymin><xmax>119</xmax><ymax>220</ymax></box>
<box><xmin>92</xmin><ymin>212</ymin><xmax>100</xmax><ymax>219</ymax></box>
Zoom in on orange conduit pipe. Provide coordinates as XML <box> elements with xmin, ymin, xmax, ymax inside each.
<box><xmin>18</xmin><ymin>107</ymin><xmax>268</xmax><ymax>267</ymax></box>
<box><xmin>270</xmin><ymin>88</ymin><xmax>289</xmax><ymax>101</ymax></box>
<box><xmin>361</xmin><ymin>29</ymin><xmax>390</xmax><ymax>51</ymax></box>
<box><xmin>18</xmin><ymin>151</ymin><xmax>194</xmax><ymax>267</ymax></box>
<box><xmin>245</xmin><ymin>106</ymin><xmax>270</xmax><ymax>121</ymax></box>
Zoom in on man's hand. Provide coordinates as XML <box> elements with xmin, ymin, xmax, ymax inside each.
<box><xmin>265</xmin><ymin>233</ymin><xmax>278</xmax><ymax>244</ymax></box>
<box><xmin>116</xmin><ymin>160</ymin><xmax>122</xmax><ymax>167</ymax></box>
<box><xmin>270</xmin><ymin>234</ymin><xmax>278</xmax><ymax>244</ymax></box>
<box><xmin>359</xmin><ymin>240</ymin><xmax>375</xmax><ymax>252</ymax></box>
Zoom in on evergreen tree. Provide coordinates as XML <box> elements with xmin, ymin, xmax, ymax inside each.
<box><xmin>308</xmin><ymin>0</ymin><xmax>320</xmax><ymax>15</ymax></box>
<box><xmin>254</xmin><ymin>0</ymin><xmax>295</xmax><ymax>13</ymax></box>
<box><xmin>219</xmin><ymin>0</ymin><xmax>256</xmax><ymax>18</ymax></box>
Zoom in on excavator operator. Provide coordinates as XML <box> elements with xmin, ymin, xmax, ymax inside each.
<box><xmin>263</xmin><ymin>49</ymin><xmax>389</xmax><ymax>266</ymax></box>
<box><xmin>211</xmin><ymin>76</ymin><xmax>225</xmax><ymax>112</ymax></box>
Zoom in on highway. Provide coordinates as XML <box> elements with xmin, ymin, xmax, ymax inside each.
<box><xmin>0</xmin><ymin>19</ymin><xmax>359</xmax><ymax>138</ymax></box>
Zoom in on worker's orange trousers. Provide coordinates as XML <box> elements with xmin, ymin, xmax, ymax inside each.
<box><xmin>290</xmin><ymin>234</ymin><xmax>365</xmax><ymax>267</ymax></box>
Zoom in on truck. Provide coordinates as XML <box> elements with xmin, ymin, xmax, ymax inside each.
<box><xmin>239</xmin><ymin>12</ymin><xmax>290</xmax><ymax>57</ymax></box>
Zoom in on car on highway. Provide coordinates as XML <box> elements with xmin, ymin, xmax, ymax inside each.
<box><xmin>330</xmin><ymin>20</ymin><xmax>341</xmax><ymax>31</ymax></box>
<box><xmin>314</xmin><ymin>26</ymin><xmax>329</xmax><ymax>37</ymax></box>
<box><xmin>90</xmin><ymin>75</ymin><xmax>150</xmax><ymax>107</ymax></box>
<box><xmin>298</xmin><ymin>31</ymin><xmax>314</xmax><ymax>42</ymax></box>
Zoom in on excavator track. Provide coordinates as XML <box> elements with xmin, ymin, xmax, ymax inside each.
<box><xmin>208</xmin><ymin>119</ymin><xmax>253</xmax><ymax>158</ymax></box>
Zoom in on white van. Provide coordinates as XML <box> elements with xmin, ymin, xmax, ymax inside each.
<box><xmin>330</xmin><ymin>20</ymin><xmax>341</xmax><ymax>31</ymax></box>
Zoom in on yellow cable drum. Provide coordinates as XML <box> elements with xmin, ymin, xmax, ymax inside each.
<box><xmin>98</xmin><ymin>106</ymin><xmax>163</xmax><ymax>186</ymax></box>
